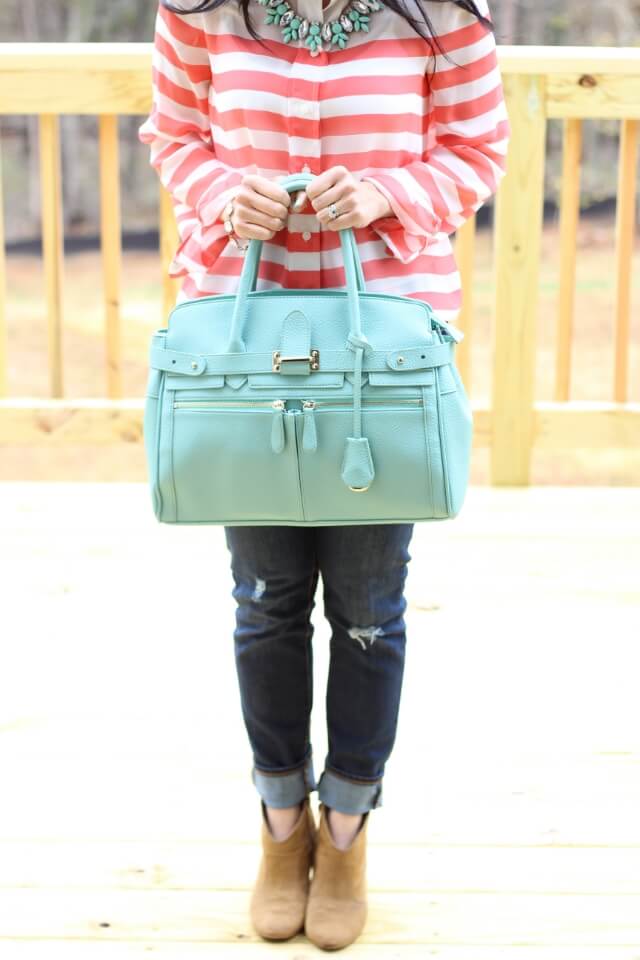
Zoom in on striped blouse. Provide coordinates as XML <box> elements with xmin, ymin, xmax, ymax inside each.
<box><xmin>137</xmin><ymin>0</ymin><xmax>510</xmax><ymax>321</ymax></box>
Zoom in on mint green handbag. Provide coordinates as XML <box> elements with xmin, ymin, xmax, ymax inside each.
<box><xmin>143</xmin><ymin>172</ymin><xmax>472</xmax><ymax>525</ymax></box>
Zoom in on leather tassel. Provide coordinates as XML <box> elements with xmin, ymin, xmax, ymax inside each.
<box><xmin>271</xmin><ymin>402</ymin><xmax>285</xmax><ymax>453</ymax></box>
<box><xmin>302</xmin><ymin>402</ymin><xmax>317</xmax><ymax>452</ymax></box>
<box><xmin>341</xmin><ymin>436</ymin><xmax>375</xmax><ymax>491</ymax></box>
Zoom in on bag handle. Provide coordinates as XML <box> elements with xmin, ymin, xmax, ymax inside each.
<box><xmin>238</xmin><ymin>178</ymin><xmax>367</xmax><ymax>297</ymax></box>
<box><xmin>225</xmin><ymin>172</ymin><xmax>369</xmax><ymax>355</ymax></box>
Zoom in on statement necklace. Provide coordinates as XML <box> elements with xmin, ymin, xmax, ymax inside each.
<box><xmin>255</xmin><ymin>0</ymin><xmax>384</xmax><ymax>55</ymax></box>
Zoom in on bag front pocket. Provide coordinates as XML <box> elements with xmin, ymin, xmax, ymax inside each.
<box><xmin>296</xmin><ymin>397</ymin><xmax>436</xmax><ymax>522</ymax></box>
<box><xmin>170</xmin><ymin>398</ymin><xmax>303</xmax><ymax>522</ymax></box>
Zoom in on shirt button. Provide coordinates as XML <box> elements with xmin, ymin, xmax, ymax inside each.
<box><xmin>302</xmin><ymin>231</ymin><xmax>311</xmax><ymax>241</ymax></box>
<box><xmin>301</xmin><ymin>163</ymin><xmax>311</xmax><ymax>173</ymax></box>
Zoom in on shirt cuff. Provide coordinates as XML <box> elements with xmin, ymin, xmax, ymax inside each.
<box><xmin>197</xmin><ymin>173</ymin><xmax>244</xmax><ymax>226</ymax></box>
<box><xmin>368</xmin><ymin>214</ymin><xmax>432</xmax><ymax>264</ymax></box>
<box><xmin>361</xmin><ymin>175</ymin><xmax>435</xmax><ymax>264</ymax></box>
<box><xmin>169</xmin><ymin>218</ymin><xmax>233</xmax><ymax>277</ymax></box>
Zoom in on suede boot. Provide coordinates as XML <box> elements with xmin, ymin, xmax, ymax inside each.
<box><xmin>304</xmin><ymin>801</ymin><xmax>369</xmax><ymax>950</ymax></box>
<box><xmin>249</xmin><ymin>795</ymin><xmax>316</xmax><ymax>940</ymax></box>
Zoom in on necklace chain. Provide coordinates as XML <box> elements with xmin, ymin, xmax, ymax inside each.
<box><xmin>255</xmin><ymin>0</ymin><xmax>384</xmax><ymax>55</ymax></box>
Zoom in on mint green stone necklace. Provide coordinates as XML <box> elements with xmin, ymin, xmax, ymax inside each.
<box><xmin>255</xmin><ymin>0</ymin><xmax>384</xmax><ymax>55</ymax></box>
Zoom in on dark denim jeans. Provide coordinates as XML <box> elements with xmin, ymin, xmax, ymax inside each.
<box><xmin>223</xmin><ymin>523</ymin><xmax>414</xmax><ymax>815</ymax></box>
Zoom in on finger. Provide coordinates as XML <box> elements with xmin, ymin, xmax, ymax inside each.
<box><xmin>240</xmin><ymin>190</ymin><xmax>289</xmax><ymax>224</ymax></box>
<box><xmin>316</xmin><ymin>197</ymin><xmax>352</xmax><ymax>224</ymax></box>
<box><xmin>311</xmin><ymin>179</ymin><xmax>351</xmax><ymax>213</ymax></box>
<box><xmin>237</xmin><ymin>205</ymin><xmax>286</xmax><ymax>232</ymax></box>
<box><xmin>247</xmin><ymin>174</ymin><xmax>291</xmax><ymax>214</ymax></box>
<box><xmin>324</xmin><ymin>212</ymin><xmax>355</xmax><ymax>231</ymax></box>
<box><xmin>306</xmin><ymin>166</ymin><xmax>348</xmax><ymax>202</ymax></box>
<box><xmin>291</xmin><ymin>189</ymin><xmax>308</xmax><ymax>212</ymax></box>
<box><xmin>235</xmin><ymin>220</ymin><xmax>278</xmax><ymax>241</ymax></box>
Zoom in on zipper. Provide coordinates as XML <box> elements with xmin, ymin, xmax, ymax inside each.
<box><xmin>271</xmin><ymin>399</ymin><xmax>285</xmax><ymax>453</ymax></box>
<box><xmin>302</xmin><ymin>400</ymin><xmax>317</xmax><ymax>452</ymax></box>
<box><xmin>302</xmin><ymin>397</ymin><xmax>422</xmax><ymax>408</ymax></box>
<box><xmin>174</xmin><ymin>397</ymin><xmax>287</xmax><ymax>454</ymax></box>
<box><xmin>173</xmin><ymin>396</ymin><xmax>423</xmax><ymax>410</ymax></box>
<box><xmin>173</xmin><ymin>398</ymin><xmax>281</xmax><ymax>409</ymax></box>
<box><xmin>300</xmin><ymin>397</ymin><xmax>423</xmax><ymax>451</ymax></box>
<box><xmin>288</xmin><ymin>409</ymin><xmax>306</xmax><ymax>519</ymax></box>
<box><xmin>172</xmin><ymin>396</ymin><xmax>423</xmax><ymax>456</ymax></box>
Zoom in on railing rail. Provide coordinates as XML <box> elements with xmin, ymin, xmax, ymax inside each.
<box><xmin>0</xmin><ymin>43</ymin><xmax>638</xmax><ymax>483</ymax></box>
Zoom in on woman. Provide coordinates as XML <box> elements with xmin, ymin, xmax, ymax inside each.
<box><xmin>138</xmin><ymin>0</ymin><xmax>509</xmax><ymax>949</ymax></box>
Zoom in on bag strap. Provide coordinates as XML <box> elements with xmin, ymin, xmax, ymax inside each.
<box><xmin>167</xmin><ymin>169</ymin><xmax>464</xmax><ymax>491</ymax></box>
<box><xmin>149</xmin><ymin>340</ymin><xmax>454</xmax><ymax>377</ymax></box>
<box><xmin>225</xmin><ymin>173</ymin><xmax>369</xmax><ymax>356</ymax></box>
<box><xmin>240</xmin><ymin>190</ymin><xmax>367</xmax><ymax>297</ymax></box>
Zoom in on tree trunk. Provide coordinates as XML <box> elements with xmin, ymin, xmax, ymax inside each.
<box><xmin>499</xmin><ymin>0</ymin><xmax>518</xmax><ymax>44</ymax></box>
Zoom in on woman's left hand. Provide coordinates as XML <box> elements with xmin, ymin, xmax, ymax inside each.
<box><xmin>296</xmin><ymin>165</ymin><xmax>393</xmax><ymax>230</ymax></box>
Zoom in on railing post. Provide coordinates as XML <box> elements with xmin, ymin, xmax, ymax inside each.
<box><xmin>0</xmin><ymin>139</ymin><xmax>6</xmax><ymax>397</ymax></box>
<box><xmin>491</xmin><ymin>74</ymin><xmax>546</xmax><ymax>485</ymax></box>
<box><xmin>99</xmin><ymin>114</ymin><xmax>123</xmax><ymax>399</ymax></box>
<box><xmin>160</xmin><ymin>185</ymin><xmax>181</xmax><ymax>324</ymax></box>
<box><xmin>555</xmin><ymin>118</ymin><xmax>582</xmax><ymax>402</ymax></box>
<box><xmin>454</xmin><ymin>214</ymin><xmax>475</xmax><ymax>394</ymax></box>
<box><xmin>39</xmin><ymin>114</ymin><xmax>65</xmax><ymax>398</ymax></box>
<box><xmin>613</xmin><ymin>118</ymin><xmax>639</xmax><ymax>403</ymax></box>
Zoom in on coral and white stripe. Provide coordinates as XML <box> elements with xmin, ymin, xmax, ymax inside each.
<box><xmin>138</xmin><ymin>0</ymin><xmax>510</xmax><ymax>321</ymax></box>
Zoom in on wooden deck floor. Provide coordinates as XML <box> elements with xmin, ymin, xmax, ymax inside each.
<box><xmin>1</xmin><ymin>483</ymin><xmax>639</xmax><ymax>958</ymax></box>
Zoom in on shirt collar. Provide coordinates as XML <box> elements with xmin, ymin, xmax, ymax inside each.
<box><xmin>296</xmin><ymin>0</ymin><xmax>352</xmax><ymax>24</ymax></box>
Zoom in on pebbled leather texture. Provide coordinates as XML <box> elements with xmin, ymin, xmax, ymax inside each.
<box><xmin>143</xmin><ymin>173</ymin><xmax>472</xmax><ymax>525</ymax></box>
<box><xmin>341</xmin><ymin>437</ymin><xmax>375</xmax><ymax>491</ymax></box>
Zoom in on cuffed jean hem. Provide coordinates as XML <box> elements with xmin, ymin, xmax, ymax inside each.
<box><xmin>317</xmin><ymin>767</ymin><xmax>383</xmax><ymax>814</ymax></box>
<box><xmin>251</xmin><ymin>749</ymin><xmax>318</xmax><ymax>808</ymax></box>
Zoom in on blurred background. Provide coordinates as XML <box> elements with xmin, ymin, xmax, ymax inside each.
<box><xmin>1</xmin><ymin>9</ymin><xmax>639</xmax><ymax>954</ymax></box>
<box><xmin>1</xmin><ymin>1</ymin><xmax>637</xmax><ymax>252</ymax></box>
<box><xmin>0</xmin><ymin>0</ymin><xmax>638</xmax><ymax>481</ymax></box>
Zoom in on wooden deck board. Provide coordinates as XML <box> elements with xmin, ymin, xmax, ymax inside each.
<box><xmin>0</xmin><ymin>483</ymin><xmax>639</xmax><ymax>954</ymax></box>
<box><xmin>2</xmin><ymin>840</ymin><xmax>640</xmax><ymax>893</ymax></box>
<box><xmin>2</xmin><ymin>888</ymin><xmax>640</xmax><ymax>944</ymax></box>
<box><xmin>3</xmin><ymin>946</ymin><xmax>640</xmax><ymax>959</ymax></box>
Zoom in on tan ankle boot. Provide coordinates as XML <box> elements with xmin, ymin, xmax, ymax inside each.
<box><xmin>304</xmin><ymin>801</ymin><xmax>369</xmax><ymax>950</ymax></box>
<box><xmin>249</xmin><ymin>795</ymin><xmax>316</xmax><ymax>940</ymax></box>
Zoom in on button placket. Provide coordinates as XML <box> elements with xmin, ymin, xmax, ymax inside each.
<box><xmin>286</xmin><ymin>46</ymin><xmax>322</xmax><ymax>246</ymax></box>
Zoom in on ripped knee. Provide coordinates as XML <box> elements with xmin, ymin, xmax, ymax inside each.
<box><xmin>251</xmin><ymin>577</ymin><xmax>266</xmax><ymax>602</ymax></box>
<box><xmin>347</xmin><ymin>624</ymin><xmax>385</xmax><ymax>651</ymax></box>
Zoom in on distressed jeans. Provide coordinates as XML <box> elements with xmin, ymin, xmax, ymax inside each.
<box><xmin>223</xmin><ymin>523</ymin><xmax>414</xmax><ymax>815</ymax></box>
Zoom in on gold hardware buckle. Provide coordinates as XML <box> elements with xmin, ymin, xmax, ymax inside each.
<box><xmin>272</xmin><ymin>349</ymin><xmax>320</xmax><ymax>372</ymax></box>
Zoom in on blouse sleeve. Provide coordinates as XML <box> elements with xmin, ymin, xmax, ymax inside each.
<box><xmin>137</xmin><ymin>6</ymin><xmax>244</xmax><ymax>276</ymax></box>
<box><xmin>360</xmin><ymin>0</ymin><xmax>510</xmax><ymax>264</ymax></box>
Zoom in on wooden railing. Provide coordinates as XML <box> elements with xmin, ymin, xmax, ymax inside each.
<box><xmin>0</xmin><ymin>44</ymin><xmax>638</xmax><ymax>484</ymax></box>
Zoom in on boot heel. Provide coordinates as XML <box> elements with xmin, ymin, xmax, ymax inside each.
<box><xmin>304</xmin><ymin>802</ymin><xmax>369</xmax><ymax>950</ymax></box>
<box><xmin>250</xmin><ymin>796</ymin><xmax>316</xmax><ymax>941</ymax></box>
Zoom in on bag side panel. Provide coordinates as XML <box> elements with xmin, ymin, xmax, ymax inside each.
<box><xmin>436</xmin><ymin>363</ymin><xmax>473</xmax><ymax>517</ymax></box>
<box><xmin>143</xmin><ymin>368</ymin><xmax>164</xmax><ymax>519</ymax></box>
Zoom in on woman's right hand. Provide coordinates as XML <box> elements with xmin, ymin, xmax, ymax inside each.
<box><xmin>222</xmin><ymin>174</ymin><xmax>304</xmax><ymax>242</ymax></box>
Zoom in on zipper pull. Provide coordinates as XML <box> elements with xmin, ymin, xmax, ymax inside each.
<box><xmin>271</xmin><ymin>399</ymin><xmax>285</xmax><ymax>453</ymax></box>
<box><xmin>302</xmin><ymin>400</ymin><xmax>317</xmax><ymax>452</ymax></box>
